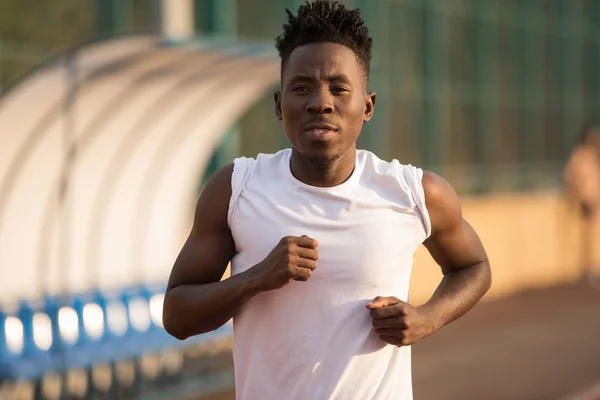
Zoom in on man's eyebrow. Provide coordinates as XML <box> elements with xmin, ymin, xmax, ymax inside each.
<box><xmin>287</xmin><ymin>74</ymin><xmax>314</xmax><ymax>83</ymax></box>
<box><xmin>287</xmin><ymin>74</ymin><xmax>353</xmax><ymax>83</ymax></box>
<box><xmin>327</xmin><ymin>74</ymin><xmax>352</xmax><ymax>83</ymax></box>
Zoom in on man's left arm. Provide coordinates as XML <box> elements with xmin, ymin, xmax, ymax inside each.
<box><xmin>367</xmin><ymin>171</ymin><xmax>492</xmax><ymax>346</ymax></box>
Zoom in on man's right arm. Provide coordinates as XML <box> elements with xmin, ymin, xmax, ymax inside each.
<box><xmin>162</xmin><ymin>163</ymin><xmax>320</xmax><ymax>340</ymax></box>
<box><xmin>162</xmin><ymin>164</ymin><xmax>254</xmax><ymax>340</ymax></box>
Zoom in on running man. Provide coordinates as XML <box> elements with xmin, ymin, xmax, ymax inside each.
<box><xmin>163</xmin><ymin>1</ymin><xmax>491</xmax><ymax>399</ymax></box>
<box><xmin>564</xmin><ymin>124</ymin><xmax>600</xmax><ymax>279</ymax></box>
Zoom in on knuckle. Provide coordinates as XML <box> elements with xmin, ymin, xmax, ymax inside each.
<box><xmin>281</xmin><ymin>236</ymin><xmax>296</xmax><ymax>248</ymax></box>
<box><xmin>285</xmin><ymin>242</ymin><xmax>296</xmax><ymax>253</ymax></box>
<box><xmin>287</xmin><ymin>262</ymin><xmax>295</xmax><ymax>274</ymax></box>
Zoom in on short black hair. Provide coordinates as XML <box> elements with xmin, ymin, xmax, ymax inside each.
<box><xmin>275</xmin><ymin>0</ymin><xmax>373</xmax><ymax>82</ymax></box>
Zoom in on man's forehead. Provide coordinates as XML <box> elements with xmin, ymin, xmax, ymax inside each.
<box><xmin>283</xmin><ymin>43</ymin><xmax>363</xmax><ymax>81</ymax></box>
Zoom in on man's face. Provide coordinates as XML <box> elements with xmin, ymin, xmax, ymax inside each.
<box><xmin>274</xmin><ymin>42</ymin><xmax>376</xmax><ymax>167</ymax></box>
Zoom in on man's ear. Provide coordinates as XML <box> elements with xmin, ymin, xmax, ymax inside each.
<box><xmin>364</xmin><ymin>92</ymin><xmax>376</xmax><ymax>122</ymax></box>
<box><xmin>274</xmin><ymin>91</ymin><xmax>283</xmax><ymax>121</ymax></box>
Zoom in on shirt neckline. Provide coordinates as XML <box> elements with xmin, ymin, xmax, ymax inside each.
<box><xmin>283</xmin><ymin>148</ymin><xmax>361</xmax><ymax>192</ymax></box>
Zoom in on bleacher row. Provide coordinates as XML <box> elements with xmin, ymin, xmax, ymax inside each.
<box><xmin>0</xmin><ymin>285</ymin><xmax>234</xmax><ymax>399</ymax></box>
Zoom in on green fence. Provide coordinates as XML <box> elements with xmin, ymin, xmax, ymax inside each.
<box><xmin>0</xmin><ymin>0</ymin><xmax>156</xmax><ymax>91</ymax></box>
<box><xmin>233</xmin><ymin>0</ymin><xmax>600</xmax><ymax>193</ymax></box>
<box><xmin>2</xmin><ymin>0</ymin><xmax>599</xmax><ymax>194</ymax></box>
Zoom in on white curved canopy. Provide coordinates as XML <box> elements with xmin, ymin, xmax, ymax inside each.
<box><xmin>0</xmin><ymin>34</ymin><xmax>279</xmax><ymax>302</ymax></box>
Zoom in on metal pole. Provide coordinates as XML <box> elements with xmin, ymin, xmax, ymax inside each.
<box><xmin>58</xmin><ymin>52</ymin><xmax>78</xmax><ymax>295</ymax></box>
<box><xmin>557</xmin><ymin>0</ymin><xmax>570</xmax><ymax>159</ymax></box>
<box><xmin>112</xmin><ymin>0</ymin><xmax>134</xmax><ymax>35</ymax></box>
<box><xmin>277</xmin><ymin>0</ymin><xmax>306</xmax><ymax>149</ymax></box>
<box><xmin>561</xmin><ymin>1</ymin><xmax>584</xmax><ymax>158</ymax></box>
<box><xmin>473</xmin><ymin>0</ymin><xmax>496</xmax><ymax>194</ymax></box>
<box><xmin>357</xmin><ymin>0</ymin><xmax>388</xmax><ymax>158</ymax></box>
<box><xmin>596</xmin><ymin>2</ymin><xmax>600</xmax><ymax>121</ymax></box>
<box><xmin>421</xmin><ymin>0</ymin><xmax>444</xmax><ymax>173</ymax></box>
<box><xmin>0</xmin><ymin>40</ymin><xmax>3</xmax><ymax>96</ymax></box>
<box><xmin>213</xmin><ymin>0</ymin><xmax>237</xmax><ymax>36</ymax></box>
<box><xmin>160</xmin><ymin>0</ymin><xmax>194</xmax><ymax>42</ymax></box>
<box><xmin>201</xmin><ymin>0</ymin><xmax>240</xmax><ymax>179</ymax></box>
<box><xmin>95</xmin><ymin>0</ymin><xmax>114</xmax><ymax>38</ymax></box>
<box><xmin>517</xmin><ymin>0</ymin><xmax>540</xmax><ymax>190</ymax></box>
<box><xmin>150</xmin><ymin>0</ymin><xmax>161</xmax><ymax>35</ymax></box>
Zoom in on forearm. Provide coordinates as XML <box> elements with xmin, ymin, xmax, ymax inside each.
<box><xmin>419</xmin><ymin>260</ymin><xmax>491</xmax><ymax>331</ymax></box>
<box><xmin>163</xmin><ymin>269</ymin><xmax>260</xmax><ymax>340</ymax></box>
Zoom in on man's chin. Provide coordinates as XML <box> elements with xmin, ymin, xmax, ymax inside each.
<box><xmin>305</xmin><ymin>153</ymin><xmax>340</xmax><ymax>169</ymax></box>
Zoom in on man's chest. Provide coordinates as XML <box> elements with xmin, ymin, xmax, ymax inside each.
<box><xmin>230</xmin><ymin>196</ymin><xmax>426</xmax><ymax>286</ymax></box>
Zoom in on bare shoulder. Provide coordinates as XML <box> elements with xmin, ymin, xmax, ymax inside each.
<box><xmin>421</xmin><ymin>171</ymin><xmax>488</xmax><ymax>276</ymax></box>
<box><xmin>190</xmin><ymin>163</ymin><xmax>234</xmax><ymax>235</ymax></box>
<box><xmin>201</xmin><ymin>163</ymin><xmax>234</xmax><ymax>200</ymax></box>
<box><xmin>422</xmin><ymin>170</ymin><xmax>462</xmax><ymax>235</ymax></box>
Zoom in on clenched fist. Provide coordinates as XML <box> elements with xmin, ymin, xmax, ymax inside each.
<box><xmin>366</xmin><ymin>296</ymin><xmax>437</xmax><ymax>347</ymax></box>
<box><xmin>248</xmin><ymin>235</ymin><xmax>319</xmax><ymax>292</ymax></box>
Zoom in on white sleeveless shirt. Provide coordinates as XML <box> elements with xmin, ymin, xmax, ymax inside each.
<box><xmin>228</xmin><ymin>148</ymin><xmax>431</xmax><ymax>400</ymax></box>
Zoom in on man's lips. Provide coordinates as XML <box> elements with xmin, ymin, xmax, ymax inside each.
<box><xmin>304</xmin><ymin>124</ymin><xmax>338</xmax><ymax>140</ymax></box>
<box><xmin>305</xmin><ymin>128</ymin><xmax>336</xmax><ymax>140</ymax></box>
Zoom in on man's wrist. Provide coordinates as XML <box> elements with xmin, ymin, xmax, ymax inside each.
<box><xmin>237</xmin><ymin>265</ymin><xmax>265</xmax><ymax>299</ymax></box>
<box><xmin>417</xmin><ymin>301</ymin><xmax>445</xmax><ymax>334</ymax></box>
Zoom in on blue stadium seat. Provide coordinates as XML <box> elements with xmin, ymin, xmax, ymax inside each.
<box><xmin>95</xmin><ymin>289</ymin><xmax>132</xmax><ymax>363</ymax></box>
<box><xmin>54</xmin><ymin>294</ymin><xmax>113</xmax><ymax>371</ymax></box>
<box><xmin>137</xmin><ymin>285</ymin><xmax>171</xmax><ymax>352</ymax></box>
<box><xmin>0</xmin><ymin>301</ymin><xmax>55</xmax><ymax>380</ymax></box>
<box><xmin>0</xmin><ymin>311</ymin><xmax>10</xmax><ymax>376</ymax></box>
<box><xmin>0</xmin><ymin>285</ymin><xmax>234</xmax><ymax>381</ymax></box>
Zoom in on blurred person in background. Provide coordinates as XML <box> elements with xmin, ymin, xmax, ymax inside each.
<box><xmin>564</xmin><ymin>124</ymin><xmax>600</xmax><ymax>280</ymax></box>
<box><xmin>162</xmin><ymin>1</ymin><xmax>491</xmax><ymax>399</ymax></box>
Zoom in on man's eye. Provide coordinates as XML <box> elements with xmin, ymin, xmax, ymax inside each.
<box><xmin>292</xmin><ymin>86</ymin><xmax>309</xmax><ymax>92</ymax></box>
<box><xmin>332</xmin><ymin>87</ymin><xmax>348</xmax><ymax>93</ymax></box>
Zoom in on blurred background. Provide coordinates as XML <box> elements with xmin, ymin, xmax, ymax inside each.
<box><xmin>0</xmin><ymin>0</ymin><xmax>599</xmax><ymax>399</ymax></box>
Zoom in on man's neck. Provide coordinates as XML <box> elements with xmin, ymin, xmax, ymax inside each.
<box><xmin>290</xmin><ymin>147</ymin><xmax>356</xmax><ymax>188</ymax></box>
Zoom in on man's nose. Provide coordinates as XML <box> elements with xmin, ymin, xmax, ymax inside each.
<box><xmin>306</xmin><ymin>90</ymin><xmax>333</xmax><ymax>114</ymax></box>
